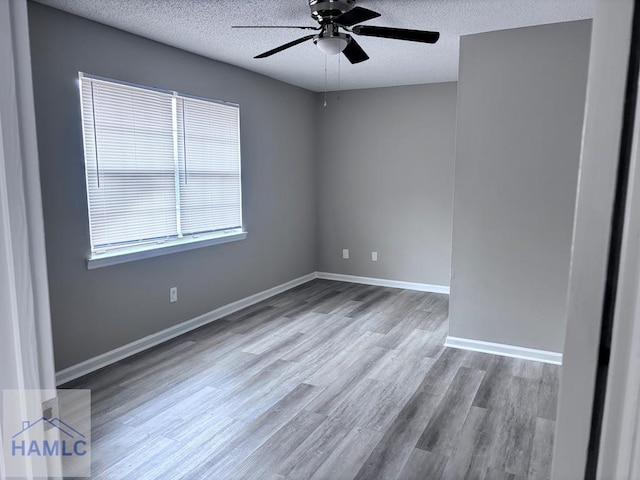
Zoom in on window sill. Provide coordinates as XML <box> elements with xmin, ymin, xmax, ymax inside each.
<box><xmin>87</xmin><ymin>230</ymin><xmax>247</xmax><ymax>270</ymax></box>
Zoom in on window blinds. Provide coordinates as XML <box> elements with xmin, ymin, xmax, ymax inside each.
<box><xmin>177</xmin><ymin>96</ymin><xmax>242</xmax><ymax>235</ymax></box>
<box><xmin>79</xmin><ymin>74</ymin><xmax>242</xmax><ymax>254</ymax></box>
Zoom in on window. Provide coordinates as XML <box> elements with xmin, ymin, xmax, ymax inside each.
<box><xmin>79</xmin><ymin>73</ymin><xmax>245</xmax><ymax>269</ymax></box>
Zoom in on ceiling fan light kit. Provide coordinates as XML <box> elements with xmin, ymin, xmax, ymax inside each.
<box><xmin>233</xmin><ymin>0</ymin><xmax>440</xmax><ymax>64</ymax></box>
<box><xmin>314</xmin><ymin>32</ymin><xmax>349</xmax><ymax>55</ymax></box>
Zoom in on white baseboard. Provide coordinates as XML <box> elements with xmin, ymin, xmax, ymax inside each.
<box><xmin>316</xmin><ymin>272</ymin><xmax>450</xmax><ymax>294</ymax></box>
<box><xmin>56</xmin><ymin>271</ymin><xmax>449</xmax><ymax>385</ymax></box>
<box><xmin>444</xmin><ymin>336</ymin><xmax>563</xmax><ymax>365</ymax></box>
<box><xmin>55</xmin><ymin>272</ymin><xmax>317</xmax><ymax>385</ymax></box>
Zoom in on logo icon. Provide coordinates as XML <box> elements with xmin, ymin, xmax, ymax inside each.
<box><xmin>3</xmin><ymin>389</ymin><xmax>91</xmax><ymax>477</ymax></box>
<box><xmin>12</xmin><ymin>416</ymin><xmax>87</xmax><ymax>457</ymax></box>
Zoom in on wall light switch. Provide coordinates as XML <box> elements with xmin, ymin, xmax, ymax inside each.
<box><xmin>170</xmin><ymin>287</ymin><xmax>178</xmax><ymax>303</ymax></box>
<box><xmin>342</xmin><ymin>249</ymin><xmax>349</xmax><ymax>259</ymax></box>
<box><xmin>372</xmin><ymin>252</ymin><xmax>378</xmax><ymax>262</ymax></box>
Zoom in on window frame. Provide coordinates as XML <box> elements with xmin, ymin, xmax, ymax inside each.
<box><xmin>78</xmin><ymin>72</ymin><xmax>246</xmax><ymax>270</ymax></box>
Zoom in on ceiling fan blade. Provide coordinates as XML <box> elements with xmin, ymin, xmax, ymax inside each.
<box><xmin>255</xmin><ymin>35</ymin><xmax>316</xmax><ymax>59</ymax></box>
<box><xmin>352</xmin><ymin>25</ymin><xmax>440</xmax><ymax>44</ymax></box>
<box><xmin>333</xmin><ymin>6</ymin><xmax>381</xmax><ymax>27</ymax></box>
<box><xmin>233</xmin><ymin>25</ymin><xmax>320</xmax><ymax>31</ymax></box>
<box><xmin>343</xmin><ymin>37</ymin><xmax>369</xmax><ymax>64</ymax></box>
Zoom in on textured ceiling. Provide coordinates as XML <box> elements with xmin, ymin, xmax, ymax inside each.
<box><xmin>34</xmin><ymin>0</ymin><xmax>594</xmax><ymax>92</ymax></box>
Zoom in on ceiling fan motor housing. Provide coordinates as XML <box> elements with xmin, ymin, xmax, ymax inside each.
<box><xmin>309</xmin><ymin>0</ymin><xmax>356</xmax><ymax>23</ymax></box>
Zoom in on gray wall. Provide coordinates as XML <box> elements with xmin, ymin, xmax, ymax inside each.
<box><xmin>28</xmin><ymin>3</ymin><xmax>317</xmax><ymax>370</ymax></box>
<box><xmin>316</xmin><ymin>83</ymin><xmax>457</xmax><ymax>287</ymax></box>
<box><xmin>449</xmin><ymin>20</ymin><xmax>591</xmax><ymax>352</ymax></box>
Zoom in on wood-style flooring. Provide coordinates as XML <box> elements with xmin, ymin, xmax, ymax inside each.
<box><xmin>64</xmin><ymin>279</ymin><xmax>559</xmax><ymax>480</ymax></box>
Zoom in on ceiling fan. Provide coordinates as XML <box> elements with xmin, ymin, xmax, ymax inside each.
<box><xmin>233</xmin><ymin>0</ymin><xmax>440</xmax><ymax>64</ymax></box>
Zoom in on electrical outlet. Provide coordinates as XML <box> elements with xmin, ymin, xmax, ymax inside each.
<box><xmin>372</xmin><ymin>251</ymin><xmax>378</xmax><ymax>262</ymax></box>
<box><xmin>342</xmin><ymin>249</ymin><xmax>349</xmax><ymax>259</ymax></box>
<box><xmin>42</xmin><ymin>396</ymin><xmax>59</xmax><ymax>431</ymax></box>
<box><xmin>170</xmin><ymin>287</ymin><xmax>178</xmax><ymax>303</ymax></box>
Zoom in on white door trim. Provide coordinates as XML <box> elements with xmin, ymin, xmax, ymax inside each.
<box><xmin>552</xmin><ymin>1</ymin><xmax>636</xmax><ymax>478</ymax></box>
<box><xmin>9</xmin><ymin>0</ymin><xmax>57</xmax><ymax>392</ymax></box>
<box><xmin>596</xmin><ymin>38</ymin><xmax>640</xmax><ymax>479</ymax></box>
<box><xmin>0</xmin><ymin>1</ymin><xmax>57</xmax><ymax>478</ymax></box>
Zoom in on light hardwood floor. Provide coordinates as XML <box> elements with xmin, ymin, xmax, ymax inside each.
<box><xmin>64</xmin><ymin>279</ymin><xmax>559</xmax><ymax>479</ymax></box>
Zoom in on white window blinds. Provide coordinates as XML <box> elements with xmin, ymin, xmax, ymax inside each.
<box><xmin>79</xmin><ymin>73</ymin><xmax>242</xmax><ymax>254</ymax></box>
<box><xmin>177</xmin><ymin>96</ymin><xmax>242</xmax><ymax>235</ymax></box>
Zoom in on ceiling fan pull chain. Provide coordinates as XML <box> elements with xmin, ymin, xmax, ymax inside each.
<box><xmin>324</xmin><ymin>54</ymin><xmax>328</xmax><ymax>107</ymax></box>
<box><xmin>337</xmin><ymin>53</ymin><xmax>341</xmax><ymax>102</ymax></box>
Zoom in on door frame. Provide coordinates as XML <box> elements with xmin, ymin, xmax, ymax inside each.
<box><xmin>0</xmin><ymin>0</ymin><xmax>57</xmax><ymax>478</ymax></box>
<box><xmin>552</xmin><ymin>0</ymin><xmax>639</xmax><ymax>478</ymax></box>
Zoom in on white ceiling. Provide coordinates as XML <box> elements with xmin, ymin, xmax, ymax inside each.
<box><xmin>34</xmin><ymin>0</ymin><xmax>595</xmax><ymax>92</ymax></box>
